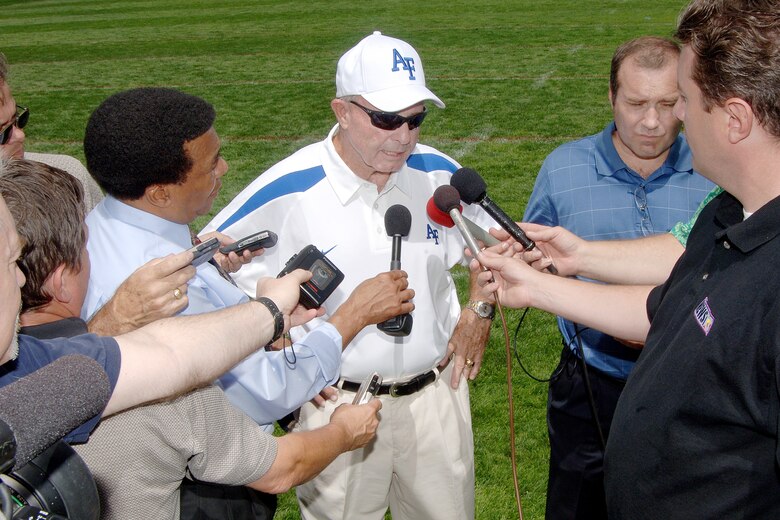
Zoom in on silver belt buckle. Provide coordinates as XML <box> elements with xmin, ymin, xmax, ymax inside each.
<box><xmin>389</xmin><ymin>382</ymin><xmax>401</xmax><ymax>397</ymax></box>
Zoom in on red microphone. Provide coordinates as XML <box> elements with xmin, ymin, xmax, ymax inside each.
<box><xmin>426</xmin><ymin>196</ymin><xmax>459</xmax><ymax>227</ymax></box>
<box><xmin>426</xmin><ymin>196</ymin><xmax>499</xmax><ymax>246</ymax></box>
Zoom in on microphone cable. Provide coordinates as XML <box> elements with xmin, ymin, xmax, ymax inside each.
<box><xmin>494</xmin><ymin>295</ymin><xmax>524</xmax><ymax>520</ymax></box>
<box><xmin>574</xmin><ymin>323</ymin><xmax>607</xmax><ymax>451</ymax></box>
<box><xmin>510</xmin><ymin>307</ymin><xmax>581</xmax><ymax>383</ymax></box>
<box><xmin>510</xmin><ymin>308</ymin><xmax>607</xmax><ymax>450</ymax></box>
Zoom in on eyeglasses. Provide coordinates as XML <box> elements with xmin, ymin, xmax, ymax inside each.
<box><xmin>349</xmin><ymin>101</ymin><xmax>427</xmax><ymax>131</ymax></box>
<box><xmin>0</xmin><ymin>105</ymin><xmax>29</xmax><ymax>145</ymax></box>
<box><xmin>633</xmin><ymin>185</ymin><xmax>654</xmax><ymax>236</ymax></box>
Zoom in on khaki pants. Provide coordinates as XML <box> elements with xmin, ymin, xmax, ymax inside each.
<box><xmin>295</xmin><ymin>363</ymin><xmax>475</xmax><ymax>520</ymax></box>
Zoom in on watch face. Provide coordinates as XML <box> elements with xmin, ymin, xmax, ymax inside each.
<box><xmin>470</xmin><ymin>301</ymin><xmax>494</xmax><ymax>318</ymax></box>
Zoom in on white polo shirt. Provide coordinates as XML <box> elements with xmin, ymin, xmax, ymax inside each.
<box><xmin>204</xmin><ymin>124</ymin><xmax>493</xmax><ymax>382</ymax></box>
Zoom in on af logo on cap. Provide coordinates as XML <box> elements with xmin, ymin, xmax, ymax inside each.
<box><xmin>392</xmin><ymin>49</ymin><xmax>417</xmax><ymax>81</ymax></box>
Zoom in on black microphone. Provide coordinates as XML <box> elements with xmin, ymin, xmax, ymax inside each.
<box><xmin>0</xmin><ymin>354</ymin><xmax>111</xmax><ymax>471</ymax></box>
<box><xmin>377</xmin><ymin>204</ymin><xmax>413</xmax><ymax>337</ymax></box>
<box><xmin>451</xmin><ymin>167</ymin><xmax>558</xmax><ymax>274</ymax></box>
<box><xmin>451</xmin><ymin>167</ymin><xmax>535</xmax><ymax>250</ymax></box>
<box><xmin>433</xmin><ymin>185</ymin><xmax>486</xmax><ymax>269</ymax></box>
<box><xmin>386</xmin><ymin>204</ymin><xmax>411</xmax><ymax>270</ymax></box>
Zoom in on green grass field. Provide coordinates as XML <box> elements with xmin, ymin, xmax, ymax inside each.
<box><xmin>1</xmin><ymin>1</ymin><xmax>688</xmax><ymax>517</ymax></box>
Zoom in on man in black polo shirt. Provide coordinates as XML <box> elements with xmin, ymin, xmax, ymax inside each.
<box><xmin>474</xmin><ymin>0</ymin><xmax>780</xmax><ymax>517</ymax></box>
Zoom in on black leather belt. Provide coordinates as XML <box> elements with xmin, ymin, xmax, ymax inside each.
<box><xmin>340</xmin><ymin>369</ymin><xmax>438</xmax><ymax>398</ymax></box>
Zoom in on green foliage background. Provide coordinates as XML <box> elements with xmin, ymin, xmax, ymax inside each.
<box><xmin>1</xmin><ymin>1</ymin><xmax>686</xmax><ymax>517</ymax></box>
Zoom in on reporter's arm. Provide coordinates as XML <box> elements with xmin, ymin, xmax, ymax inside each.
<box><xmin>476</xmin><ymin>250</ymin><xmax>653</xmax><ymax>343</ymax></box>
<box><xmin>103</xmin><ymin>270</ymin><xmax>312</xmax><ymax>416</ymax></box>
<box><xmin>249</xmin><ymin>399</ymin><xmax>381</xmax><ymax>493</ymax></box>
<box><xmin>515</xmin><ymin>223</ymin><xmax>683</xmax><ymax>285</ymax></box>
<box><xmin>577</xmin><ymin>233</ymin><xmax>684</xmax><ymax>286</ymax></box>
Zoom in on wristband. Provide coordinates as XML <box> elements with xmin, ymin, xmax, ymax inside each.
<box><xmin>256</xmin><ymin>297</ymin><xmax>284</xmax><ymax>344</ymax></box>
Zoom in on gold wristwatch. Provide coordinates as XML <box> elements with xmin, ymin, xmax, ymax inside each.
<box><xmin>466</xmin><ymin>300</ymin><xmax>495</xmax><ymax>320</ymax></box>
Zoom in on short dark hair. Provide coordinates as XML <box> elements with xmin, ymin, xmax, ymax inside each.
<box><xmin>0</xmin><ymin>159</ymin><xmax>86</xmax><ymax>312</ymax></box>
<box><xmin>84</xmin><ymin>87</ymin><xmax>216</xmax><ymax>199</ymax></box>
<box><xmin>675</xmin><ymin>0</ymin><xmax>780</xmax><ymax>138</ymax></box>
<box><xmin>610</xmin><ymin>36</ymin><xmax>680</xmax><ymax>98</ymax></box>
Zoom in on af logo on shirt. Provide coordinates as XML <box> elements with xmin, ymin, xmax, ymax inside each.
<box><xmin>694</xmin><ymin>297</ymin><xmax>715</xmax><ymax>336</ymax></box>
<box><xmin>426</xmin><ymin>224</ymin><xmax>439</xmax><ymax>245</ymax></box>
<box><xmin>392</xmin><ymin>49</ymin><xmax>416</xmax><ymax>81</ymax></box>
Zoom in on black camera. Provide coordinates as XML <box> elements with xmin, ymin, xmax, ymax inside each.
<box><xmin>277</xmin><ymin>245</ymin><xmax>344</xmax><ymax>309</ymax></box>
<box><xmin>1</xmin><ymin>441</ymin><xmax>99</xmax><ymax>519</ymax></box>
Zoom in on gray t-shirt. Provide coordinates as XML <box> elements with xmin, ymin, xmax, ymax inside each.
<box><xmin>74</xmin><ymin>385</ymin><xmax>278</xmax><ymax>520</ymax></box>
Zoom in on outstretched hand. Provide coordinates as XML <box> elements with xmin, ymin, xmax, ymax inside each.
<box><xmin>198</xmin><ymin>230</ymin><xmax>264</xmax><ymax>273</ymax></box>
<box><xmin>88</xmin><ymin>250</ymin><xmax>196</xmax><ymax>335</ymax></box>
<box><xmin>256</xmin><ymin>269</ymin><xmax>324</xmax><ymax>331</ymax></box>
<box><xmin>510</xmin><ymin>223</ymin><xmax>584</xmax><ymax>276</ymax></box>
<box><xmin>329</xmin><ymin>399</ymin><xmax>382</xmax><ymax>451</ymax></box>
<box><xmin>473</xmin><ymin>249</ymin><xmax>542</xmax><ymax>309</ymax></box>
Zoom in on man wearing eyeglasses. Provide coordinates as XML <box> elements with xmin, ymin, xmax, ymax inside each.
<box><xmin>204</xmin><ymin>32</ymin><xmax>494</xmax><ymax>520</ymax></box>
<box><xmin>0</xmin><ymin>53</ymin><xmax>104</xmax><ymax>212</ymax></box>
<box><xmin>521</xmin><ymin>36</ymin><xmax>715</xmax><ymax>520</ymax></box>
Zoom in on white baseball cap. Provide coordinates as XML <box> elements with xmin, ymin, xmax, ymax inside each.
<box><xmin>336</xmin><ymin>31</ymin><xmax>445</xmax><ymax>112</ymax></box>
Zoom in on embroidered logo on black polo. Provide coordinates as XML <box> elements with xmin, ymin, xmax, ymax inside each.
<box><xmin>694</xmin><ymin>297</ymin><xmax>714</xmax><ymax>336</ymax></box>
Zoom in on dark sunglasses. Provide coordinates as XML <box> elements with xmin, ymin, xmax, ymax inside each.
<box><xmin>349</xmin><ymin>101</ymin><xmax>427</xmax><ymax>131</ymax></box>
<box><xmin>0</xmin><ymin>105</ymin><xmax>29</xmax><ymax>145</ymax></box>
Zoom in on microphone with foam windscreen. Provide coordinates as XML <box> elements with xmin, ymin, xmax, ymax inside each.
<box><xmin>377</xmin><ymin>204</ymin><xmax>413</xmax><ymax>337</ymax></box>
<box><xmin>450</xmin><ymin>167</ymin><xmax>535</xmax><ymax>250</ymax></box>
<box><xmin>451</xmin><ymin>167</ymin><xmax>558</xmax><ymax>274</ymax></box>
<box><xmin>0</xmin><ymin>354</ymin><xmax>111</xmax><ymax>471</ymax></box>
<box><xmin>433</xmin><ymin>185</ymin><xmax>487</xmax><ymax>269</ymax></box>
<box><xmin>426</xmin><ymin>197</ymin><xmax>500</xmax><ymax>247</ymax></box>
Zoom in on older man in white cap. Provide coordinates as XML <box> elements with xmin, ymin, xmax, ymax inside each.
<box><xmin>204</xmin><ymin>31</ymin><xmax>493</xmax><ymax>519</ymax></box>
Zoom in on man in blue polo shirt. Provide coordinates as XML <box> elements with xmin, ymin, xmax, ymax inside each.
<box><xmin>523</xmin><ymin>36</ymin><xmax>714</xmax><ymax>519</ymax></box>
<box><xmin>477</xmin><ymin>1</ymin><xmax>780</xmax><ymax>514</ymax></box>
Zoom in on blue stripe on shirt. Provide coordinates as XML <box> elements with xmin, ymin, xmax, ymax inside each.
<box><xmin>406</xmin><ymin>153</ymin><xmax>458</xmax><ymax>174</ymax></box>
<box><xmin>217</xmin><ymin>166</ymin><xmax>326</xmax><ymax>231</ymax></box>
